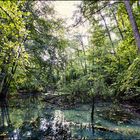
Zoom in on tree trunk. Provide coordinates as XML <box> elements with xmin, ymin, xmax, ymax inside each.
<box><xmin>109</xmin><ymin>6</ymin><xmax>124</xmax><ymax>40</ymax></box>
<box><xmin>91</xmin><ymin>95</ymin><xmax>95</xmax><ymax>134</ymax></box>
<box><xmin>79</xmin><ymin>36</ymin><xmax>87</xmax><ymax>74</ymax></box>
<box><xmin>99</xmin><ymin>11</ymin><xmax>115</xmax><ymax>49</ymax></box>
<box><xmin>124</xmin><ymin>0</ymin><xmax>140</xmax><ymax>51</ymax></box>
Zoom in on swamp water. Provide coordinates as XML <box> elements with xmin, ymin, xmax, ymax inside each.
<box><xmin>0</xmin><ymin>95</ymin><xmax>140</xmax><ymax>140</ymax></box>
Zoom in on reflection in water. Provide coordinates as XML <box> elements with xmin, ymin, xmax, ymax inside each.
<box><xmin>91</xmin><ymin>96</ymin><xmax>95</xmax><ymax>137</ymax></box>
<box><xmin>0</xmin><ymin>99</ymin><xmax>11</xmax><ymax>127</ymax></box>
<box><xmin>0</xmin><ymin>96</ymin><xmax>139</xmax><ymax>139</ymax></box>
<box><xmin>0</xmin><ymin>99</ymin><xmax>15</xmax><ymax>139</ymax></box>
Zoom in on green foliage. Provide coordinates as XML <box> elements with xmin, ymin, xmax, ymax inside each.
<box><xmin>1</xmin><ymin>0</ymin><xmax>140</xmax><ymax>103</ymax></box>
<box><xmin>14</xmin><ymin>1</ymin><xmax>69</xmax><ymax>93</ymax></box>
<box><xmin>78</xmin><ymin>0</ymin><xmax>140</xmax><ymax>101</ymax></box>
<box><xmin>120</xmin><ymin>55</ymin><xmax>140</xmax><ymax>92</ymax></box>
<box><xmin>0</xmin><ymin>1</ymin><xmax>29</xmax><ymax>96</ymax></box>
<box><xmin>60</xmin><ymin>75</ymin><xmax>91</xmax><ymax>101</ymax></box>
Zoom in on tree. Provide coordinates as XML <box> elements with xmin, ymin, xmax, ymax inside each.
<box><xmin>78</xmin><ymin>0</ymin><xmax>140</xmax><ymax>101</ymax></box>
<box><xmin>16</xmin><ymin>1</ymin><xmax>69</xmax><ymax>93</ymax></box>
<box><xmin>124</xmin><ymin>0</ymin><xmax>140</xmax><ymax>51</ymax></box>
<box><xmin>0</xmin><ymin>1</ymin><xmax>28</xmax><ymax>98</ymax></box>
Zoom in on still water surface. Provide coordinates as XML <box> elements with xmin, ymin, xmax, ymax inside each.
<box><xmin>0</xmin><ymin>95</ymin><xmax>140</xmax><ymax>139</ymax></box>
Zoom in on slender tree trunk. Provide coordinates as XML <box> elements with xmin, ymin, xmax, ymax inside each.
<box><xmin>91</xmin><ymin>95</ymin><xmax>94</xmax><ymax>122</ymax></box>
<box><xmin>124</xmin><ymin>0</ymin><xmax>140</xmax><ymax>51</ymax></box>
<box><xmin>76</xmin><ymin>48</ymin><xmax>85</xmax><ymax>72</ymax></box>
<box><xmin>120</xmin><ymin>12</ymin><xmax>125</xmax><ymax>29</ymax></box>
<box><xmin>79</xmin><ymin>37</ymin><xmax>87</xmax><ymax>74</ymax></box>
<box><xmin>109</xmin><ymin>6</ymin><xmax>124</xmax><ymax>40</ymax></box>
<box><xmin>99</xmin><ymin>11</ymin><xmax>115</xmax><ymax>49</ymax></box>
<box><xmin>91</xmin><ymin>91</ymin><xmax>95</xmax><ymax>135</ymax></box>
<box><xmin>0</xmin><ymin>48</ymin><xmax>21</xmax><ymax>98</ymax></box>
<box><xmin>137</xmin><ymin>0</ymin><xmax>140</xmax><ymax>7</ymax></box>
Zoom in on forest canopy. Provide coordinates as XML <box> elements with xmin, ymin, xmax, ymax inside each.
<box><xmin>0</xmin><ymin>0</ymin><xmax>140</xmax><ymax>103</ymax></box>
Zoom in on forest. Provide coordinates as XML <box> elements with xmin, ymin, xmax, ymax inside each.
<box><xmin>0</xmin><ymin>0</ymin><xmax>140</xmax><ymax>139</ymax></box>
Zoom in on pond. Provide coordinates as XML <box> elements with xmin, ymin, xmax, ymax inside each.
<box><xmin>0</xmin><ymin>94</ymin><xmax>140</xmax><ymax>139</ymax></box>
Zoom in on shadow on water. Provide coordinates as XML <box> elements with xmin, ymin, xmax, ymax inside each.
<box><xmin>0</xmin><ymin>94</ymin><xmax>140</xmax><ymax>139</ymax></box>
